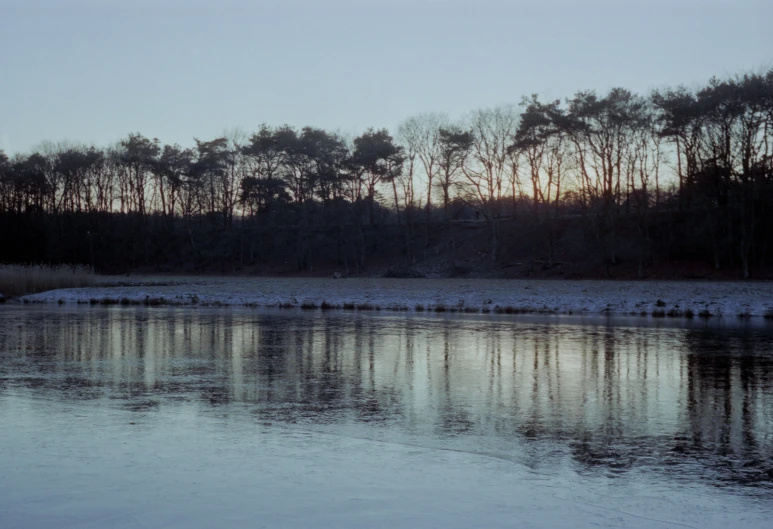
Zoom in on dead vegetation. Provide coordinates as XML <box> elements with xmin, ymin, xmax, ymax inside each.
<box><xmin>0</xmin><ymin>264</ymin><xmax>95</xmax><ymax>298</ymax></box>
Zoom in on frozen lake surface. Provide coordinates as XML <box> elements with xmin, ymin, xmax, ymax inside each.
<box><xmin>1</xmin><ymin>306</ymin><xmax>772</xmax><ymax>528</ymax></box>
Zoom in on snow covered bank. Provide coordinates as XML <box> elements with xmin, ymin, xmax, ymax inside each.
<box><xmin>17</xmin><ymin>276</ymin><xmax>773</xmax><ymax>319</ymax></box>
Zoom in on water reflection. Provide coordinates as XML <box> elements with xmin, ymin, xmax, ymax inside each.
<box><xmin>1</xmin><ymin>307</ymin><xmax>771</xmax><ymax>492</ymax></box>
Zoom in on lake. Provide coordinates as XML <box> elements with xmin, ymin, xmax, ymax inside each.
<box><xmin>1</xmin><ymin>306</ymin><xmax>772</xmax><ymax>528</ymax></box>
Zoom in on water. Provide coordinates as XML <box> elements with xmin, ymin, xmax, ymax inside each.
<box><xmin>1</xmin><ymin>306</ymin><xmax>772</xmax><ymax>528</ymax></box>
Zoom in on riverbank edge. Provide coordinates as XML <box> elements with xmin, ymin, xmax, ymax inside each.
<box><xmin>13</xmin><ymin>277</ymin><xmax>773</xmax><ymax>320</ymax></box>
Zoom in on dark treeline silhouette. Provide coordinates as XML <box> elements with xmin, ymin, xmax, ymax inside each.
<box><xmin>1</xmin><ymin>68</ymin><xmax>772</xmax><ymax>278</ymax></box>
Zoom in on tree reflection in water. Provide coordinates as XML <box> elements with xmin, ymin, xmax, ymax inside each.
<box><xmin>1</xmin><ymin>307</ymin><xmax>771</xmax><ymax>492</ymax></box>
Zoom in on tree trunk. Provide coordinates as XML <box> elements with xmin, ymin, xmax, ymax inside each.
<box><xmin>490</xmin><ymin>217</ymin><xmax>498</xmax><ymax>262</ymax></box>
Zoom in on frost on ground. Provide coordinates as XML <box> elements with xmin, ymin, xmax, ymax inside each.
<box><xmin>19</xmin><ymin>276</ymin><xmax>773</xmax><ymax>318</ymax></box>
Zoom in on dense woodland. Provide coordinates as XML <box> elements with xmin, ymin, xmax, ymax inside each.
<box><xmin>1</xmin><ymin>69</ymin><xmax>772</xmax><ymax>278</ymax></box>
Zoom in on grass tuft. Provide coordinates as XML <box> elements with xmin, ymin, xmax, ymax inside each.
<box><xmin>143</xmin><ymin>297</ymin><xmax>165</xmax><ymax>306</ymax></box>
<box><xmin>99</xmin><ymin>297</ymin><xmax>120</xmax><ymax>305</ymax></box>
<box><xmin>0</xmin><ymin>264</ymin><xmax>95</xmax><ymax>298</ymax></box>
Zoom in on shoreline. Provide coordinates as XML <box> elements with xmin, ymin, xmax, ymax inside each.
<box><xmin>13</xmin><ymin>276</ymin><xmax>773</xmax><ymax>320</ymax></box>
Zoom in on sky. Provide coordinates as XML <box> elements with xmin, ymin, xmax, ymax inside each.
<box><xmin>1</xmin><ymin>0</ymin><xmax>771</xmax><ymax>154</ymax></box>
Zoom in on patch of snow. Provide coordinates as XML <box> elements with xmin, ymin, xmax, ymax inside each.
<box><xmin>18</xmin><ymin>276</ymin><xmax>773</xmax><ymax>319</ymax></box>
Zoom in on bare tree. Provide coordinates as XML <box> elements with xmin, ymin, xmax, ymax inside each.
<box><xmin>460</xmin><ymin>105</ymin><xmax>520</xmax><ymax>261</ymax></box>
<box><xmin>398</xmin><ymin>112</ymin><xmax>447</xmax><ymax>245</ymax></box>
<box><xmin>395</xmin><ymin>136</ymin><xmax>419</xmax><ymax>257</ymax></box>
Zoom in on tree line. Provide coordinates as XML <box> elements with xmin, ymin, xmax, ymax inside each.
<box><xmin>1</xmin><ymin>68</ymin><xmax>772</xmax><ymax>277</ymax></box>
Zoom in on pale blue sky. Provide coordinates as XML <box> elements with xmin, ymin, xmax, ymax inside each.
<box><xmin>1</xmin><ymin>0</ymin><xmax>771</xmax><ymax>154</ymax></box>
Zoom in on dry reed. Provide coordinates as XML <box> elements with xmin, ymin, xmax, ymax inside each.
<box><xmin>0</xmin><ymin>264</ymin><xmax>95</xmax><ymax>298</ymax></box>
